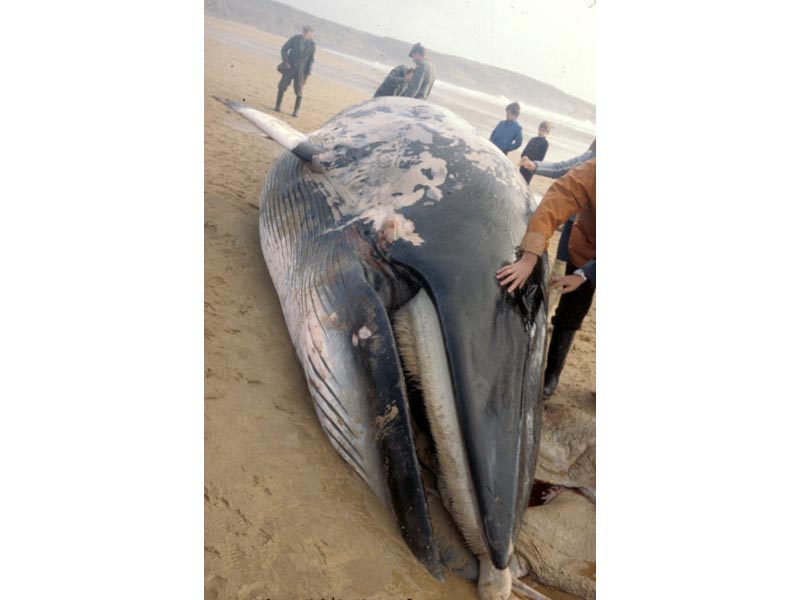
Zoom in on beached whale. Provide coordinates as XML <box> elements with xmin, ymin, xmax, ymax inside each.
<box><xmin>215</xmin><ymin>95</ymin><xmax>548</xmax><ymax>600</ymax></box>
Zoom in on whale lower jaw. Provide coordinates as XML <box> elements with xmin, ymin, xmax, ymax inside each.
<box><xmin>394</xmin><ymin>290</ymin><xmax>512</xmax><ymax>600</ymax></box>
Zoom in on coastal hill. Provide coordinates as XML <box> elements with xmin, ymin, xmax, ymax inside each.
<box><xmin>205</xmin><ymin>0</ymin><xmax>596</xmax><ymax>122</ymax></box>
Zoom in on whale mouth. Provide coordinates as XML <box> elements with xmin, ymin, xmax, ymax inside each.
<box><xmin>392</xmin><ymin>289</ymin><xmax>512</xmax><ymax>593</ymax></box>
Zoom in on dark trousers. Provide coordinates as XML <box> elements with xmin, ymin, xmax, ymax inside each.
<box><xmin>278</xmin><ymin>70</ymin><xmax>304</xmax><ymax>97</ymax></box>
<box><xmin>556</xmin><ymin>215</ymin><xmax>576</xmax><ymax>262</ymax></box>
<box><xmin>552</xmin><ymin>261</ymin><xmax>596</xmax><ymax>331</ymax></box>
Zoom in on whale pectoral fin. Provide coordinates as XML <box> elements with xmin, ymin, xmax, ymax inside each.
<box><xmin>301</xmin><ymin>260</ymin><xmax>442</xmax><ymax>580</ymax></box>
<box><xmin>212</xmin><ymin>96</ymin><xmax>323</xmax><ymax>161</ymax></box>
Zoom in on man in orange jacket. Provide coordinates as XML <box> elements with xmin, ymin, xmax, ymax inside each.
<box><xmin>496</xmin><ymin>158</ymin><xmax>596</xmax><ymax>397</ymax></box>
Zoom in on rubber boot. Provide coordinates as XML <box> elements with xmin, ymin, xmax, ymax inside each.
<box><xmin>275</xmin><ymin>88</ymin><xmax>285</xmax><ymax>112</ymax></box>
<box><xmin>543</xmin><ymin>327</ymin><xmax>576</xmax><ymax>397</ymax></box>
<box><xmin>292</xmin><ymin>96</ymin><xmax>302</xmax><ymax>117</ymax></box>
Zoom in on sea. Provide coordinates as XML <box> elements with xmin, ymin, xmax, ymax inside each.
<box><xmin>318</xmin><ymin>48</ymin><xmax>596</xmax><ymax>163</ymax></box>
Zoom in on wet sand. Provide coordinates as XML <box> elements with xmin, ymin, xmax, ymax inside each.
<box><xmin>205</xmin><ymin>16</ymin><xmax>594</xmax><ymax>600</ymax></box>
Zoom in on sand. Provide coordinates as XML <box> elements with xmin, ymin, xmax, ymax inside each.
<box><xmin>205</xmin><ymin>16</ymin><xmax>595</xmax><ymax>600</ymax></box>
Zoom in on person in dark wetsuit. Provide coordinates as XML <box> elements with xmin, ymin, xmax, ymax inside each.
<box><xmin>374</xmin><ymin>65</ymin><xmax>415</xmax><ymax>98</ymax></box>
<box><xmin>275</xmin><ymin>25</ymin><xmax>316</xmax><ymax>118</ymax></box>
<box><xmin>518</xmin><ymin>121</ymin><xmax>553</xmax><ymax>183</ymax></box>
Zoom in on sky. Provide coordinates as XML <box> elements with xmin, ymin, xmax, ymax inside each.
<box><xmin>284</xmin><ymin>0</ymin><xmax>595</xmax><ymax>104</ymax></box>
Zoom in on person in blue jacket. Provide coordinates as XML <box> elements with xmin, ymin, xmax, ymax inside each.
<box><xmin>489</xmin><ymin>102</ymin><xmax>523</xmax><ymax>155</ymax></box>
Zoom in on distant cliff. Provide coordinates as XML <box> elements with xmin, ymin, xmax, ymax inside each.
<box><xmin>205</xmin><ymin>0</ymin><xmax>595</xmax><ymax>122</ymax></box>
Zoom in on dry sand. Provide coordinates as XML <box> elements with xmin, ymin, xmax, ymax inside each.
<box><xmin>205</xmin><ymin>16</ymin><xmax>595</xmax><ymax>600</ymax></box>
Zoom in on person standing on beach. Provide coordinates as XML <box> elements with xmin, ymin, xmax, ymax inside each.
<box><xmin>374</xmin><ymin>65</ymin><xmax>415</xmax><ymax>98</ymax></box>
<box><xmin>275</xmin><ymin>25</ymin><xmax>316</xmax><ymax>118</ymax></box>
<box><xmin>402</xmin><ymin>43</ymin><xmax>437</xmax><ymax>100</ymax></box>
<box><xmin>518</xmin><ymin>121</ymin><xmax>553</xmax><ymax>183</ymax></box>
<box><xmin>496</xmin><ymin>158</ymin><xmax>596</xmax><ymax>398</ymax></box>
<box><xmin>489</xmin><ymin>102</ymin><xmax>524</xmax><ymax>155</ymax></box>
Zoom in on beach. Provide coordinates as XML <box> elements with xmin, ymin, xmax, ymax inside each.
<box><xmin>205</xmin><ymin>15</ymin><xmax>595</xmax><ymax>600</ymax></box>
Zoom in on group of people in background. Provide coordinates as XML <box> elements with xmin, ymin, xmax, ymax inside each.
<box><xmin>486</xmin><ymin>95</ymin><xmax>596</xmax><ymax>398</ymax></box>
<box><xmin>374</xmin><ymin>42</ymin><xmax>438</xmax><ymax>99</ymax></box>
<box><xmin>273</xmin><ymin>26</ymin><xmax>437</xmax><ymax>117</ymax></box>
<box><xmin>489</xmin><ymin>102</ymin><xmax>553</xmax><ymax>180</ymax></box>
<box><xmin>272</xmin><ymin>25</ymin><xmax>595</xmax><ymax>400</ymax></box>
<box><xmin>481</xmin><ymin>98</ymin><xmax>598</xmax><ymax>396</ymax></box>
<box><xmin>498</xmin><ymin>140</ymin><xmax>596</xmax><ymax>397</ymax></box>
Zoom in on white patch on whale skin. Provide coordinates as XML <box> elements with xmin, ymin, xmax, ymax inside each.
<box><xmin>311</xmin><ymin>109</ymin><xmax>452</xmax><ymax>245</ymax></box>
<box><xmin>358</xmin><ymin>326</ymin><xmax>372</xmax><ymax>340</ymax></box>
<box><xmin>403</xmin><ymin>125</ymin><xmax>435</xmax><ymax>145</ymax></box>
<box><xmin>461</xmin><ymin>144</ymin><xmax>530</xmax><ymax>210</ymax></box>
<box><xmin>367</xmin><ymin>207</ymin><xmax>424</xmax><ymax>247</ymax></box>
<box><xmin>425</xmin><ymin>186</ymin><xmax>443</xmax><ymax>201</ymax></box>
<box><xmin>311</xmin><ymin>103</ymin><xmax>455</xmax><ymax>218</ymax></box>
<box><xmin>321</xmin><ymin>143</ymin><xmax>448</xmax><ymax>221</ymax></box>
<box><xmin>307</xmin><ymin>98</ymin><xmax>532</xmax><ymax>233</ymax></box>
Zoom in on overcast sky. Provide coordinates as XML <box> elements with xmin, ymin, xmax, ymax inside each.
<box><xmin>285</xmin><ymin>0</ymin><xmax>595</xmax><ymax>104</ymax></box>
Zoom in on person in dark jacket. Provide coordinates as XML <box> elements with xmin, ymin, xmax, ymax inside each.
<box><xmin>275</xmin><ymin>25</ymin><xmax>316</xmax><ymax>117</ymax></box>
<box><xmin>518</xmin><ymin>121</ymin><xmax>553</xmax><ymax>183</ymax></box>
<box><xmin>374</xmin><ymin>65</ymin><xmax>414</xmax><ymax>98</ymax></box>
<box><xmin>402</xmin><ymin>43</ymin><xmax>437</xmax><ymax>100</ymax></box>
<box><xmin>489</xmin><ymin>102</ymin><xmax>523</xmax><ymax>155</ymax></box>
